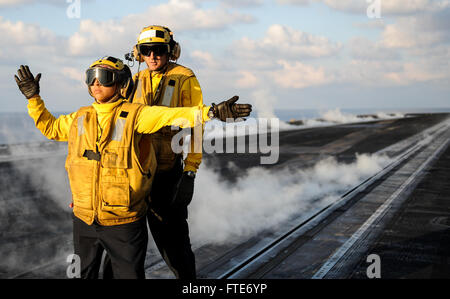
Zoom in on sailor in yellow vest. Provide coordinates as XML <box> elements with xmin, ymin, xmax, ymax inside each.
<box><xmin>124</xmin><ymin>25</ymin><xmax>207</xmax><ymax>279</ymax></box>
<box><xmin>14</xmin><ymin>57</ymin><xmax>251</xmax><ymax>279</ymax></box>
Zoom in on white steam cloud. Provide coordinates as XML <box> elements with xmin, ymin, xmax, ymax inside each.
<box><xmin>317</xmin><ymin>108</ymin><xmax>404</xmax><ymax>124</ymax></box>
<box><xmin>12</xmin><ymin>153</ymin><xmax>71</xmax><ymax>211</ymax></box>
<box><xmin>2</xmin><ymin>140</ymin><xmax>393</xmax><ymax>256</ymax></box>
<box><xmin>189</xmin><ymin>152</ymin><xmax>392</xmax><ymax>246</ymax></box>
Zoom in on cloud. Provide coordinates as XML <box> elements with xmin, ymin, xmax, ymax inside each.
<box><xmin>0</xmin><ymin>0</ymin><xmax>52</xmax><ymax>8</ymax></box>
<box><xmin>352</xmin><ymin>19</ymin><xmax>386</xmax><ymax>30</ymax></box>
<box><xmin>0</xmin><ymin>16</ymin><xmax>93</xmax><ymax>111</ymax></box>
<box><xmin>342</xmin><ymin>5</ymin><xmax>450</xmax><ymax>87</ymax></box>
<box><xmin>337</xmin><ymin>56</ymin><xmax>450</xmax><ymax>87</ymax></box>
<box><xmin>235</xmin><ymin>70</ymin><xmax>259</xmax><ymax>88</ymax></box>
<box><xmin>234</xmin><ymin>24</ymin><xmax>342</xmax><ymax>63</ymax></box>
<box><xmin>2</xmin><ymin>0</ymin><xmax>449</xmax><ymax>112</ymax></box>
<box><xmin>367</xmin><ymin>7</ymin><xmax>450</xmax><ymax>85</ymax></box>
<box><xmin>272</xmin><ymin>60</ymin><xmax>331</xmax><ymax>88</ymax></box>
<box><xmin>2</xmin><ymin>0</ymin><xmax>257</xmax><ymax>61</ymax></box>
<box><xmin>379</xmin><ymin>0</ymin><xmax>450</xmax><ymax>15</ymax></box>
<box><xmin>68</xmin><ymin>19</ymin><xmax>129</xmax><ymax>57</ymax></box>
<box><xmin>190</xmin><ymin>50</ymin><xmax>221</xmax><ymax>69</ymax></box>
<box><xmin>278</xmin><ymin>0</ymin><xmax>450</xmax><ymax>16</ymax></box>
<box><xmin>220</xmin><ymin>0</ymin><xmax>264</xmax><ymax>7</ymax></box>
<box><xmin>61</xmin><ymin>67</ymin><xmax>84</xmax><ymax>85</ymax></box>
<box><xmin>276</xmin><ymin>0</ymin><xmax>310</xmax><ymax>5</ymax></box>
<box><xmin>380</xmin><ymin>13</ymin><xmax>450</xmax><ymax>49</ymax></box>
<box><xmin>186</xmin><ymin>23</ymin><xmax>340</xmax><ymax>109</ymax></box>
<box><xmin>123</xmin><ymin>0</ymin><xmax>255</xmax><ymax>33</ymax></box>
<box><xmin>0</xmin><ymin>16</ymin><xmax>62</xmax><ymax>61</ymax></box>
<box><xmin>187</xmin><ymin>24</ymin><xmax>340</xmax><ymax>97</ymax></box>
<box><xmin>0</xmin><ymin>0</ymin><xmax>92</xmax><ymax>8</ymax></box>
<box><xmin>64</xmin><ymin>0</ymin><xmax>255</xmax><ymax>57</ymax></box>
<box><xmin>0</xmin><ymin>0</ymin><xmax>258</xmax><ymax>109</ymax></box>
<box><xmin>0</xmin><ymin>0</ymin><xmax>31</xmax><ymax>7</ymax></box>
<box><xmin>349</xmin><ymin>37</ymin><xmax>400</xmax><ymax>61</ymax></box>
<box><xmin>383</xmin><ymin>62</ymin><xmax>448</xmax><ymax>85</ymax></box>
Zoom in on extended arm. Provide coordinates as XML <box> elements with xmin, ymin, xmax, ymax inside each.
<box><xmin>27</xmin><ymin>97</ymin><xmax>76</xmax><ymax>141</ymax></box>
<box><xmin>135</xmin><ymin>105</ymin><xmax>210</xmax><ymax>134</ymax></box>
<box><xmin>135</xmin><ymin>96</ymin><xmax>252</xmax><ymax>134</ymax></box>
<box><xmin>15</xmin><ymin>65</ymin><xmax>75</xmax><ymax>141</ymax></box>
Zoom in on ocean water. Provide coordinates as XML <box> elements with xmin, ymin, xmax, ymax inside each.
<box><xmin>0</xmin><ymin>112</ymin><xmax>68</xmax><ymax>145</ymax></box>
<box><xmin>1</xmin><ymin>108</ymin><xmax>449</xmax><ymax>145</ymax></box>
<box><xmin>274</xmin><ymin>107</ymin><xmax>450</xmax><ymax>122</ymax></box>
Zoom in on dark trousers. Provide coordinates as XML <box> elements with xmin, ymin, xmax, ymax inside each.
<box><xmin>148</xmin><ymin>158</ymin><xmax>196</xmax><ymax>279</ymax></box>
<box><xmin>73</xmin><ymin>215</ymin><xmax>148</xmax><ymax>279</ymax></box>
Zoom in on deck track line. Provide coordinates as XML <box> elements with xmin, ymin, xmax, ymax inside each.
<box><xmin>311</xmin><ymin>126</ymin><xmax>450</xmax><ymax>279</ymax></box>
<box><xmin>221</xmin><ymin>120</ymin><xmax>449</xmax><ymax>279</ymax></box>
<box><xmin>221</xmin><ymin>143</ymin><xmax>418</xmax><ymax>279</ymax></box>
<box><xmin>219</xmin><ymin>141</ymin><xmax>419</xmax><ymax>279</ymax></box>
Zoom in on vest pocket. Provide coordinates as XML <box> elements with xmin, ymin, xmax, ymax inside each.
<box><xmin>66</xmin><ymin>161</ymin><xmax>93</xmax><ymax>210</ymax></box>
<box><xmin>101</xmin><ymin>168</ymin><xmax>130</xmax><ymax>212</ymax></box>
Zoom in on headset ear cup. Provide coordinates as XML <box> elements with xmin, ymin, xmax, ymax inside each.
<box><xmin>120</xmin><ymin>65</ymin><xmax>134</xmax><ymax>99</ymax></box>
<box><xmin>171</xmin><ymin>42</ymin><xmax>180</xmax><ymax>60</ymax></box>
<box><xmin>133</xmin><ymin>45</ymin><xmax>144</xmax><ymax>63</ymax></box>
<box><xmin>121</xmin><ymin>78</ymin><xmax>134</xmax><ymax>99</ymax></box>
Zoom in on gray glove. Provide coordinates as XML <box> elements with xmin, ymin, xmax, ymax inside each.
<box><xmin>212</xmin><ymin>96</ymin><xmax>252</xmax><ymax>122</ymax></box>
<box><xmin>14</xmin><ymin>65</ymin><xmax>41</xmax><ymax>99</ymax></box>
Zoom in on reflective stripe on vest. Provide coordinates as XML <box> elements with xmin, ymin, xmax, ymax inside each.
<box><xmin>160</xmin><ymin>79</ymin><xmax>176</xmax><ymax>107</ymax></box>
<box><xmin>77</xmin><ymin>115</ymin><xmax>85</xmax><ymax>136</ymax></box>
<box><xmin>134</xmin><ymin>79</ymin><xmax>142</xmax><ymax>101</ymax></box>
<box><xmin>111</xmin><ymin>118</ymin><xmax>126</xmax><ymax>142</ymax></box>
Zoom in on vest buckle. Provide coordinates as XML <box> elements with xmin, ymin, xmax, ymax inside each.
<box><xmin>83</xmin><ymin>150</ymin><xmax>101</xmax><ymax>161</ymax></box>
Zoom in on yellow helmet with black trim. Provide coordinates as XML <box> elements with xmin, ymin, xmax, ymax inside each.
<box><xmin>137</xmin><ymin>25</ymin><xmax>172</xmax><ymax>45</ymax></box>
<box><xmin>132</xmin><ymin>25</ymin><xmax>181</xmax><ymax>62</ymax></box>
<box><xmin>86</xmin><ymin>56</ymin><xmax>134</xmax><ymax>99</ymax></box>
<box><xmin>89</xmin><ymin>56</ymin><xmax>126</xmax><ymax>71</ymax></box>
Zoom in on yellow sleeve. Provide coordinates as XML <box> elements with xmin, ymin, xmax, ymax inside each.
<box><xmin>135</xmin><ymin>105</ymin><xmax>211</xmax><ymax>134</ymax></box>
<box><xmin>180</xmin><ymin>76</ymin><xmax>204</xmax><ymax>172</ymax></box>
<box><xmin>27</xmin><ymin>96</ymin><xmax>77</xmax><ymax>142</ymax></box>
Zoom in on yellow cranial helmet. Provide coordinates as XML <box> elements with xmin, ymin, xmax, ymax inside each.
<box><xmin>137</xmin><ymin>25</ymin><xmax>172</xmax><ymax>45</ymax></box>
<box><xmin>86</xmin><ymin>56</ymin><xmax>134</xmax><ymax>99</ymax></box>
<box><xmin>133</xmin><ymin>25</ymin><xmax>181</xmax><ymax>62</ymax></box>
<box><xmin>89</xmin><ymin>56</ymin><xmax>126</xmax><ymax>71</ymax></box>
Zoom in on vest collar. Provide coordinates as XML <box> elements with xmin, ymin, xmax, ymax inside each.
<box><xmin>150</xmin><ymin>61</ymin><xmax>170</xmax><ymax>75</ymax></box>
<box><xmin>92</xmin><ymin>98</ymin><xmax>125</xmax><ymax>114</ymax></box>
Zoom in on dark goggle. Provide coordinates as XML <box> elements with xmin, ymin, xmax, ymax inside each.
<box><xmin>85</xmin><ymin>67</ymin><xmax>118</xmax><ymax>87</ymax></box>
<box><xmin>138</xmin><ymin>44</ymin><xmax>168</xmax><ymax>57</ymax></box>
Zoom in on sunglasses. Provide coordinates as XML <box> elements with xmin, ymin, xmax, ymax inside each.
<box><xmin>138</xmin><ymin>44</ymin><xmax>168</xmax><ymax>57</ymax></box>
<box><xmin>85</xmin><ymin>67</ymin><xmax>118</xmax><ymax>87</ymax></box>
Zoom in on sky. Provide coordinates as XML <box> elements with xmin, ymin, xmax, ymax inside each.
<box><xmin>0</xmin><ymin>0</ymin><xmax>449</xmax><ymax>115</ymax></box>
